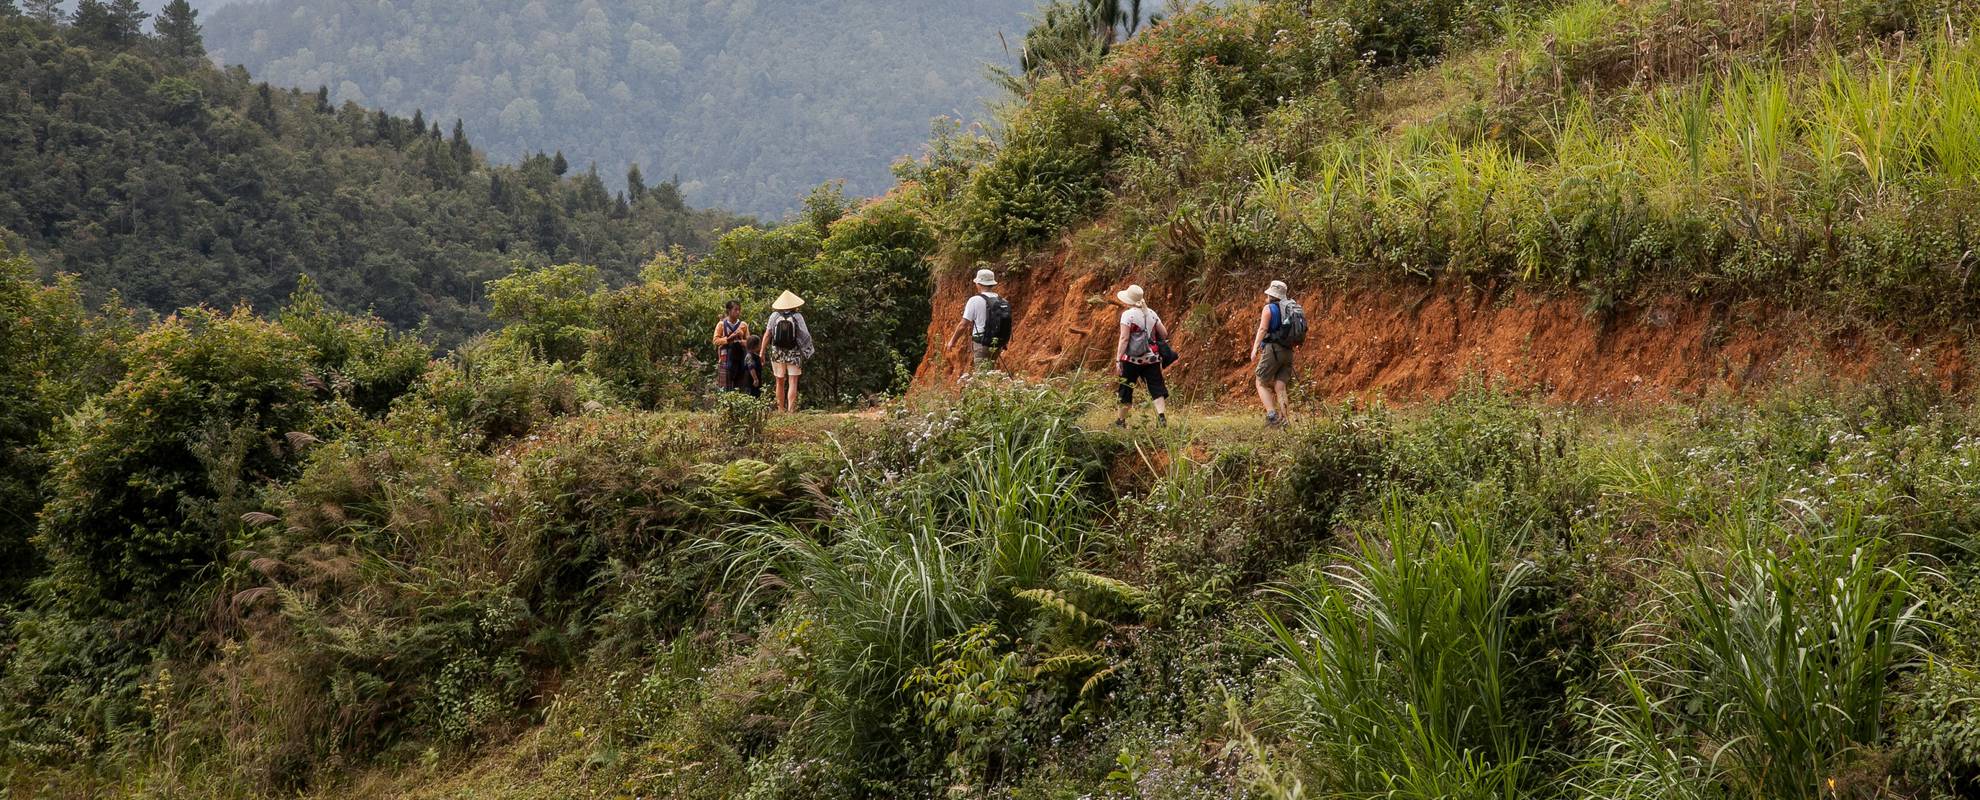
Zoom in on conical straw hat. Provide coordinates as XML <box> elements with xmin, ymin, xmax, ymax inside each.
<box><xmin>771</xmin><ymin>290</ymin><xmax>805</xmax><ymax>311</ymax></box>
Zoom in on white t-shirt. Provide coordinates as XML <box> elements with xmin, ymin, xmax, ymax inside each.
<box><xmin>961</xmin><ymin>292</ymin><xmax>1000</xmax><ymax>335</ymax></box>
<box><xmin>1120</xmin><ymin>307</ymin><xmax>1162</xmax><ymax>362</ymax></box>
<box><xmin>1119</xmin><ymin>306</ymin><xmax>1161</xmax><ymax>333</ymax></box>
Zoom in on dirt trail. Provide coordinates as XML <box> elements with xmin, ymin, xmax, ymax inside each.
<box><xmin>915</xmin><ymin>251</ymin><xmax>1971</xmax><ymax>403</ymax></box>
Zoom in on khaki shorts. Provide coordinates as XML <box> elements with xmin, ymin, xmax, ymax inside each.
<box><xmin>772</xmin><ymin>360</ymin><xmax>802</xmax><ymax>378</ymax></box>
<box><xmin>972</xmin><ymin>342</ymin><xmax>1000</xmax><ymax>369</ymax></box>
<box><xmin>1255</xmin><ymin>342</ymin><xmax>1294</xmax><ymax>385</ymax></box>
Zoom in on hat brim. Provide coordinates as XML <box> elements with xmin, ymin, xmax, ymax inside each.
<box><xmin>1115</xmin><ymin>291</ymin><xmax>1141</xmax><ymax>306</ymax></box>
<box><xmin>975</xmin><ymin>278</ymin><xmax>998</xmax><ymax>286</ymax></box>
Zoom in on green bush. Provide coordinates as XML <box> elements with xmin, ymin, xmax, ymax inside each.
<box><xmin>487</xmin><ymin>262</ymin><xmax>603</xmax><ymax>364</ymax></box>
<box><xmin>952</xmin><ymin>80</ymin><xmax>1114</xmax><ymax>256</ymax></box>
<box><xmin>415</xmin><ymin>336</ymin><xmax>592</xmax><ymax>445</ymax></box>
<box><xmin>1577</xmin><ymin>513</ymin><xmax>1926</xmax><ymax>799</ymax></box>
<box><xmin>276</xmin><ymin>277</ymin><xmax>430</xmax><ymax>417</ymax></box>
<box><xmin>587</xmin><ymin>250</ymin><xmax>733</xmax><ymax>409</ymax></box>
<box><xmin>1264</xmin><ymin>499</ymin><xmax>1550</xmax><ymax>798</ymax></box>
<box><xmin>0</xmin><ymin>253</ymin><xmax>126</xmax><ymax>600</ymax></box>
<box><xmin>36</xmin><ymin>307</ymin><xmax>315</xmax><ymax>615</ymax></box>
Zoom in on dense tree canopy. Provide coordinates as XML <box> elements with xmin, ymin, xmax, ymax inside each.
<box><xmin>201</xmin><ymin>0</ymin><xmax>1038</xmax><ymax>215</ymax></box>
<box><xmin>0</xmin><ymin>13</ymin><xmax>742</xmax><ymax>344</ymax></box>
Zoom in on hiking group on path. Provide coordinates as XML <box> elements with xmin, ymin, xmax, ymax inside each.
<box><xmin>723</xmin><ymin>269</ymin><xmax>1306</xmax><ymax>423</ymax></box>
<box><xmin>939</xmin><ymin>268</ymin><xmax>1308</xmax><ymax>428</ymax></box>
<box><xmin>714</xmin><ymin>289</ymin><xmax>813</xmax><ymax>412</ymax></box>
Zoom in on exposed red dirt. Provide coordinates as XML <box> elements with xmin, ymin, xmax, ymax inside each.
<box><xmin>915</xmin><ymin>250</ymin><xmax>1972</xmax><ymax>404</ymax></box>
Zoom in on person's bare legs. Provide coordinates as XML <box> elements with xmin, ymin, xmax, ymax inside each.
<box><xmin>1255</xmin><ymin>378</ymin><xmax>1277</xmax><ymax>417</ymax></box>
<box><xmin>1273</xmin><ymin>380</ymin><xmax>1290</xmax><ymax>422</ymax></box>
<box><xmin>787</xmin><ymin>374</ymin><xmax>800</xmax><ymax>412</ymax></box>
<box><xmin>1153</xmin><ymin>397</ymin><xmax>1167</xmax><ymax>416</ymax></box>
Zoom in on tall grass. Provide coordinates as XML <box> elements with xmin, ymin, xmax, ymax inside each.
<box><xmin>1264</xmin><ymin>499</ymin><xmax>1542</xmax><ymax>800</ymax></box>
<box><xmin>726</xmin><ymin>425</ymin><xmax>1094</xmax><ymax>753</ymax></box>
<box><xmin>1576</xmin><ymin>509</ymin><xmax>1929</xmax><ymax>799</ymax></box>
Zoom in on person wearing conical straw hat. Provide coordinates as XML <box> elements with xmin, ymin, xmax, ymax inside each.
<box><xmin>1112</xmin><ymin>284</ymin><xmax>1170</xmax><ymax>429</ymax></box>
<box><xmin>758</xmin><ymin>290</ymin><xmax>814</xmax><ymax>413</ymax></box>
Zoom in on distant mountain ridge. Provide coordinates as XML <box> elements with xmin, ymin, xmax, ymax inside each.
<box><xmin>201</xmin><ymin>0</ymin><xmax>1039</xmax><ymax>215</ymax></box>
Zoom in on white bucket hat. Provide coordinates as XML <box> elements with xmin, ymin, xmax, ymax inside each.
<box><xmin>973</xmin><ymin>268</ymin><xmax>998</xmax><ymax>287</ymax></box>
<box><xmin>771</xmin><ymin>290</ymin><xmax>805</xmax><ymax>311</ymax></box>
<box><xmin>1115</xmin><ymin>284</ymin><xmax>1147</xmax><ymax>308</ymax></box>
<box><xmin>1265</xmin><ymin>280</ymin><xmax>1290</xmax><ymax>301</ymax></box>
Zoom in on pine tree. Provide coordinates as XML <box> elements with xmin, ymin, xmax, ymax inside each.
<box><xmin>0</xmin><ymin>0</ymin><xmax>19</xmax><ymax>19</ymax></box>
<box><xmin>410</xmin><ymin>109</ymin><xmax>425</xmax><ymax>134</ymax></box>
<box><xmin>314</xmin><ymin>86</ymin><xmax>332</xmax><ymax>114</ymax></box>
<box><xmin>22</xmin><ymin>0</ymin><xmax>59</xmax><ymax>23</ymax></box>
<box><xmin>75</xmin><ymin>0</ymin><xmax>147</xmax><ymax>45</ymax></box>
<box><xmin>449</xmin><ymin>119</ymin><xmax>470</xmax><ymax>164</ymax></box>
<box><xmin>626</xmin><ymin>164</ymin><xmax>646</xmax><ymax>203</ymax></box>
<box><xmin>248</xmin><ymin>84</ymin><xmax>278</xmax><ymax>131</ymax></box>
<box><xmin>154</xmin><ymin>0</ymin><xmax>203</xmax><ymax>60</ymax></box>
<box><xmin>551</xmin><ymin>151</ymin><xmax>569</xmax><ymax>176</ymax></box>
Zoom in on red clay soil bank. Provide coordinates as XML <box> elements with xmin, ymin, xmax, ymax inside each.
<box><xmin>914</xmin><ymin>252</ymin><xmax>1972</xmax><ymax>404</ymax></box>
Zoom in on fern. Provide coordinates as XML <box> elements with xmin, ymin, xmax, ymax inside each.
<box><xmin>1058</xmin><ymin>570</ymin><xmax>1155</xmax><ymax>616</ymax></box>
<box><xmin>1036</xmin><ymin>649</ymin><xmax>1107</xmax><ymax>676</ymax></box>
<box><xmin>1018</xmin><ymin>588</ymin><xmax>1105</xmax><ymax>629</ymax></box>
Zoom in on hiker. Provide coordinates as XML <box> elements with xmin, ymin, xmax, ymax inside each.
<box><xmin>743</xmin><ymin>334</ymin><xmax>765</xmax><ymax>398</ymax></box>
<box><xmin>1250</xmin><ymin>280</ymin><xmax>1307</xmax><ymax>427</ymax></box>
<box><xmin>944</xmin><ymin>267</ymin><xmax>1012</xmax><ymax>371</ymax></box>
<box><xmin>1113</xmin><ymin>284</ymin><xmax>1170</xmax><ymax>428</ymax></box>
<box><xmin>712</xmin><ymin>300</ymin><xmax>751</xmax><ymax>393</ymax></box>
<box><xmin>758</xmin><ymin>290</ymin><xmax>814</xmax><ymax>412</ymax></box>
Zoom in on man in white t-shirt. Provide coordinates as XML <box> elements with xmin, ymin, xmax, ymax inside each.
<box><xmin>945</xmin><ymin>268</ymin><xmax>1006</xmax><ymax>371</ymax></box>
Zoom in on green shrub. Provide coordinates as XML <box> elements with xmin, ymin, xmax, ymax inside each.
<box><xmin>1263</xmin><ymin>498</ymin><xmax>1550</xmax><ymax>798</ymax></box>
<box><xmin>487</xmin><ymin>262</ymin><xmax>602</xmax><ymax>364</ymax></box>
<box><xmin>715</xmin><ymin>390</ymin><xmax>770</xmax><ymax>445</ymax></box>
<box><xmin>728</xmin><ymin>423</ymin><xmax>1095</xmax><ymax>772</ymax></box>
<box><xmin>36</xmin><ymin>307</ymin><xmax>315</xmax><ymax>615</ymax></box>
<box><xmin>415</xmin><ymin>336</ymin><xmax>591</xmax><ymax>445</ymax></box>
<box><xmin>952</xmin><ymin>80</ymin><xmax>1114</xmax><ymax>256</ymax></box>
<box><xmin>0</xmin><ymin>253</ymin><xmax>126</xmax><ymax>599</ymax></box>
<box><xmin>276</xmin><ymin>277</ymin><xmax>429</xmax><ymax>417</ymax></box>
<box><xmin>1577</xmin><ymin>512</ymin><xmax>1927</xmax><ymax>799</ymax></box>
<box><xmin>587</xmin><ymin>250</ymin><xmax>731</xmax><ymax>409</ymax></box>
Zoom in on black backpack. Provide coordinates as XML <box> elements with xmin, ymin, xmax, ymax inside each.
<box><xmin>772</xmin><ymin>312</ymin><xmax>799</xmax><ymax>349</ymax></box>
<box><xmin>976</xmin><ymin>295</ymin><xmax>1013</xmax><ymax>348</ymax></box>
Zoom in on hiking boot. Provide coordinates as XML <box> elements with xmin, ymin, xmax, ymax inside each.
<box><xmin>1112</xmin><ymin>418</ymin><xmax>1127</xmax><ymax>429</ymax></box>
<box><xmin>1156</xmin><ymin>413</ymin><xmax>1167</xmax><ymax>428</ymax></box>
<box><xmin>1265</xmin><ymin>411</ymin><xmax>1280</xmax><ymax>428</ymax></box>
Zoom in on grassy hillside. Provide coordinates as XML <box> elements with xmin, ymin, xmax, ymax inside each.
<box><xmin>900</xmin><ymin>0</ymin><xmax>1980</xmax><ymax>325</ymax></box>
<box><xmin>10</xmin><ymin>1</ymin><xmax>1980</xmax><ymax>799</ymax></box>
<box><xmin>0</xmin><ymin>12</ymin><xmax>740</xmax><ymax>343</ymax></box>
<box><xmin>201</xmin><ymin>0</ymin><xmax>1040</xmax><ymax>215</ymax></box>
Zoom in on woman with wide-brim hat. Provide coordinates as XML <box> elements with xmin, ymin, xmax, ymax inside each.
<box><xmin>1112</xmin><ymin>284</ymin><xmax>1170</xmax><ymax>428</ymax></box>
<box><xmin>758</xmin><ymin>290</ymin><xmax>815</xmax><ymax>412</ymax></box>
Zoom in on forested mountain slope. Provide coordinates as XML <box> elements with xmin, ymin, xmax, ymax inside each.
<box><xmin>0</xmin><ymin>11</ymin><xmax>740</xmax><ymax>342</ymax></box>
<box><xmin>201</xmin><ymin>0</ymin><xmax>1039</xmax><ymax>215</ymax></box>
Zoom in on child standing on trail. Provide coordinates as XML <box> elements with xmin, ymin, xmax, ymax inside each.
<box><xmin>744</xmin><ymin>335</ymin><xmax>764</xmax><ymax>397</ymax></box>
<box><xmin>1113</xmin><ymin>284</ymin><xmax>1170</xmax><ymax>429</ymax></box>
<box><xmin>1250</xmin><ymin>280</ymin><xmax>1305</xmax><ymax>427</ymax></box>
<box><xmin>759</xmin><ymin>291</ymin><xmax>814</xmax><ymax>412</ymax></box>
<box><xmin>945</xmin><ymin>267</ymin><xmax>1011</xmax><ymax>372</ymax></box>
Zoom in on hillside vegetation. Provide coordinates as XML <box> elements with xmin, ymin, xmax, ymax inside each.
<box><xmin>9</xmin><ymin>1</ymin><xmax>1980</xmax><ymax>799</ymax></box>
<box><xmin>0</xmin><ymin>10</ymin><xmax>739</xmax><ymax>342</ymax></box>
<box><xmin>201</xmin><ymin>0</ymin><xmax>1039</xmax><ymax>215</ymax></box>
<box><xmin>899</xmin><ymin>0</ymin><xmax>1980</xmax><ymax>325</ymax></box>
